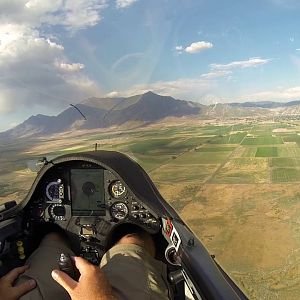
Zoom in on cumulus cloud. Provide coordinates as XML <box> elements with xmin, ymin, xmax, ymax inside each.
<box><xmin>55</xmin><ymin>61</ymin><xmax>85</xmax><ymax>72</ymax></box>
<box><xmin>175</xmin><ymin>41</ymin><xmax>213</xmax><ymax>54</ymax></box>
<box><xmin>0</xmin><ymin>25</ymin><xmax>100</xmax><ymax>111</ymax></box>
<box><xmin>185</xmin><ymin>41</ymin><xmax>213</xmax><ymax>53</ymax></box>
<box><xmin>211</xmin><ymin>57</ymin><xmax>271</xmax><ymax>71</ymax></box>
<box><xmin>0</xmin><ymin>1</ymin><xmax>104</xmax><ymax>118</ymax></box>
<box><xmin>0</xmin><ymin>0</ymin><xmax>107</xmax><ymax>31</ymax></box>
<box><xmin>116</xmin><ymin>0</ymin><xmax>138</xmax><ymax>9</ymax></box>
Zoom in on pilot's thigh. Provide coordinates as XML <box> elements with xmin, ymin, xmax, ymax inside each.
<box><xmin>100</xmin><ymin>243</ymin><xmax>171</xmax><ymax>300</ymax></box>
<box><xmin>17</xmin><ymin>237</ymin><xmax>74</xmax><ymax>300</ymax></box>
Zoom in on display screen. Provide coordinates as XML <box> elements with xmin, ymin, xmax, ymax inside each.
<box><xmin>71</xmin><ymin>169</ymin><xmax>105</xmax><ymax>216</ymax></box>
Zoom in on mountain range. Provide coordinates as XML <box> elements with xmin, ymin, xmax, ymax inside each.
<box><xmin>1</xmin><ymin>91</ymin><xmax>300</xmax><ymax>140</ymax></box>
<box><xmin>0</xmin><ymin>92</ymin><xmax>202</xmax><ymax>139</ymax></box>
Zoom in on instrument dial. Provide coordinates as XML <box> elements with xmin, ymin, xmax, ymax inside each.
<box><xmin>46</xmin><ymin>180</ymin><xmax>64</xmax><ymax>201</ymax></box>
<box><xmin>48</xmin><ymin>204</ymin><xmax>66</xmax><ymax>221</ymax></box>
<box><xmin>110</xmin><ymin>202</ymin><xmax>129</xmax><ymax>220</ymax></box>
<box><xmin>109</xmin><ymin>180</ymin><xmax>126</xmax><ymax>198</ymax></box>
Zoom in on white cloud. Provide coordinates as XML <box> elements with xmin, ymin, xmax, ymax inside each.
<box><xmin>175</xmin><ymin>41</ymin><xmax>213</xmax><ymax>54</ymax></box>
<box><xmin>211</xmin><ymin>57</ymin><xmax>271</xmax><ymax>71</ymax></box>
<box><xmin>107</xmin><ymin>55</ymin><xmax>273</xmax><ymax>103</ymax></box>
<box><xmin>0</xmin><ymin>25</ymin><xmax>101</xmax><ymax>111</ymax></box>
<box><xmin>201</xmin><ymin>70</ymin><xmax>232</xmax><ymax>79</ymax></box>
<box><xmin>0</xmin><ymin>0</ymin><xmax>107</xmax><ymax>31</ymax></box>
<box><xmin>46</xmin><ymin>39</ymin><xmax>64</xmax><ymax>50</ymax></box>
<box><xmin>185</xmin><ymin>41</ymin><xmax>213</xmax><ymax>54</ymax></box>
<box><xmin>0</xmin><ymin>1</ymin><xmax>104</xmax><ymax>117</ymax></box>
<box><xmin>198</xmin><ymin>57</ymin><xmax>271</xmax><ymax>84</ymax></box>
<box><xmin>116</xmin><ymin>0</ymin><xmax>138</xmax><ymax>9</ymax></box>
<box><xmin>106</xmin><ymin>91</ymin><xmax>120</xmax><ymax>97</ymax></box>
<box><xmin>242</xmin><ymin>86</ymin><xmax>300</xmax><ymax>102</ymax></box>
<box><xmin>174</xmin><ymin>45</ymin><xmax>183</xmax><ymax>54</ymax></box>
<box><xmin>58</xmin><ymin>0</ymin><xmax>107</xmax><ymax>30</ymax></box>
<box><xmin>55</xmin><ymin>61</ymin><xmax>85</xmax><ymax>72</ymax></box>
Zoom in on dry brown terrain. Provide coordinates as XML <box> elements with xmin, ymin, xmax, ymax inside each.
<box><xmin>3</xmin><ymin>119</ymin><xmax>300</xmax><ymax>299</ymax></box>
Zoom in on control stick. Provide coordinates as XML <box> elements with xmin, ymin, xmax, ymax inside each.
<box><xmin>58</xmin><ymin>253</ymin><xmax>79</xmax><ymax>280</ymax></box>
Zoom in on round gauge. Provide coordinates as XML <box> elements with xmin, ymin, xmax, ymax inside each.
<box><xmin>109</xmin><ymin>180</ymin><xmax>126</xmax><ymax>198</ymax></box>
<box><xmin>82</xmin><ymin>181</ymin><xmax>96</xmax><ymax>197</ymax></box>
<box><xmin>48</xmin><ymin>204</ymin><xmax>66</xmax><ymax>221</ymax></box>
<box><xmin>46</xmin><ymin>181</ymin><xmax>61</xmax><ymax>201</ymax></box>
<box><xmin>110</xmin><ymin>202</ymin><xmax>129</xmax><ymax>220</ymax></box>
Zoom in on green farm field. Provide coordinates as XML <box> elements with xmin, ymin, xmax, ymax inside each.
<box><xmin>3</xmin><ymin>119</ymin><xmax>300</xmax><ymax>299</ymax></box>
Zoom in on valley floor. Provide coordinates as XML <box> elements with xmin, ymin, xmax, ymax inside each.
<box><xmin>3</xmin><ymin>117</ymin><xmax>300</xmax><ymax>299</ymax></box>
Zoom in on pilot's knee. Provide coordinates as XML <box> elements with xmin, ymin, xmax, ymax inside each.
<box><xmin>116</xmin><ymin>231</ymin><xmax>156</xmax><ymax>257</ymax></box>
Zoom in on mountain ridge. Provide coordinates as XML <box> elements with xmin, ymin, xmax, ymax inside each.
<box><xmin>0</xmin><ymin>92</ymin><xmax>202</xmax><ymax>140</ymax></box>
<box><xmin>1</xmin><ymin>92</ymin><xmax>300</xmax><ymax>140</ymax></box>
<box><xmin>228</xmin><ymin>100</ymin><xmax>300</xmax><ymax>108</ymax></box>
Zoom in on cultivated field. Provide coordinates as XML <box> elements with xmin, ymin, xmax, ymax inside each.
<box><xmin>3</xmin><ymin>118</ymin><xmax>300</xmax><ymax>299</ymax></box>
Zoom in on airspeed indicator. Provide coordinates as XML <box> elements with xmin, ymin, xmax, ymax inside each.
<box><xmin>110</xmin><ymin>202</ymin><xmax>129</xmax><ymax>220</ymax></box>
<box><xmin>109</xmin><ymin>180</ymin><xmax>126</xmax><ymax>198</ymax></box>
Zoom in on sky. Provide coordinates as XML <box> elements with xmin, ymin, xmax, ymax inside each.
<box><xmin>1</xmin><ymin>0</ymin><xmax>300</xmax><ymax>130</ymax></box>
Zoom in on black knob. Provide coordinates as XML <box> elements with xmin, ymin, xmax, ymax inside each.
<box><xmin>58</xmin><ymin>253</ymin><xmax>78</xmax><ymax>280</ymax></box>
<box><xmin>168</xmin><ymin>270</ymin><xmax>184</xmax><ymax>284</ymax></box>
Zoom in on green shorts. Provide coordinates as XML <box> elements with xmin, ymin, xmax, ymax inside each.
<box><xmin>18</xmin><ymin>238</ymin><xmax>170</xmax><ymax>300</ymax></box>
<box><xmin>18</xmin><ymin>237</ymin><xmax>74</xmax><ymax>300</ymax></box>
<box><xmin>101</xmin><ymin>243</ymin><xmax>170</xmax><ymax>300</ymax></box>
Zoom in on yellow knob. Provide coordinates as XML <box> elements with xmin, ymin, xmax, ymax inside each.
<box><xmin>18</xmin><ymin>246</ymin><xmax>25</xmax><ymax>254</ymax></box>
<box><xmin>19</xmin><ymin>254</ymin><xmax>26</xmax><ymax>260</ymax></box>
<box><xmin>16</xmin><ymin>241</ymin><xmax>23</xmax><ymax>247</ymax></box>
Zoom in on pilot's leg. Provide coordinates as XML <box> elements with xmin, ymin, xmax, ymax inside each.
<box><xmin>100</xmin><ymin>231</ymin><xmax>171</xmax><ymax>300</ymax></box>
<box><xmin>17</xmin><ymin>233</ymin><xmax>73</xmax><ymax>300</ymax></box>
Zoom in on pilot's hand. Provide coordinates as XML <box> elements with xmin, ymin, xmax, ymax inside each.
<box><xmin>0</xmin><ymin>266</ymin><xmax>36</xmax><ymax>300</ymax></box>
<box><xmin>52</xmin><ymin>256</ymin><xmax>116</xmax><ymax>300</ymax></box>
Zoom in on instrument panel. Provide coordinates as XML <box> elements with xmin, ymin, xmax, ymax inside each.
<box><xmin>27</xmin><ymin>161</ymin><xmax>160</xmax><ymax>237</ymax></box>
<box><xmin>23</xmin><ymin>161</ymin><xmax>160</xmax><ymax>263</ymax></box>
<box><xmin>42</xmin><ymin>173</ymin><xmax>158</xmax><ymax>227</ymax></box>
